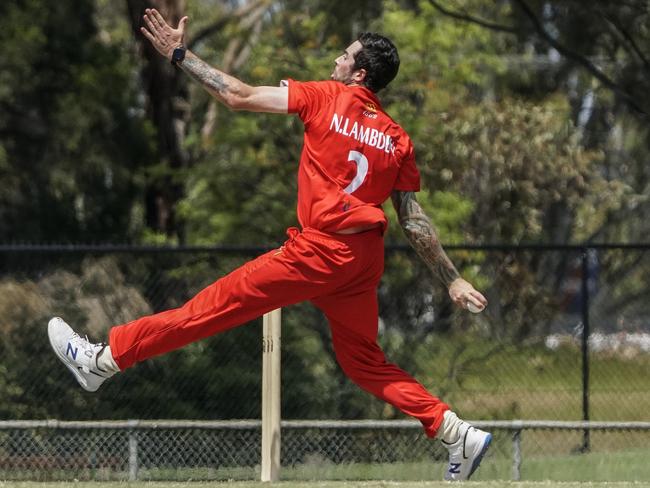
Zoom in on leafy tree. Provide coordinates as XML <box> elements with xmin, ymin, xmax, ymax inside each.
<box><xmin>425</xmin><ymin>0</ymin><xmax>650</xmax><ymax>242</ymax></box>
<box><xmin>0</xmin><ymin>0</ymin><xmax>152</xmax><ymax>242</ymax></box>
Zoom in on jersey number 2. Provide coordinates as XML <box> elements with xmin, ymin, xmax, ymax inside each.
<box><xmin>343</xmin><ymin>150</ymin><xmax>368</xmax><ymax>194</ymax></box>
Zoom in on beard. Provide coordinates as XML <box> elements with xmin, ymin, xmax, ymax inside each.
<box><xmin>331</xmin><ymin>68</ymin><xmax>355</xmax><ymax>85</ymax></box>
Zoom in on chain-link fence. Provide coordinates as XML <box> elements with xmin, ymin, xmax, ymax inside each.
<box><xmin>1</xmin><ymin>420</ymin><xmax>649</xmax><ymax>481</ymax></box>
<box><xmin>0</xmin><ymin>243</ymin><xmax>648</xmax><ymax>481</ymax></box>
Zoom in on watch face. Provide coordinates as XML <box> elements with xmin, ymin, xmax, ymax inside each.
<box><xmin>172</xmin><ymin>47</ymin><xmax>186</xmax><ymax>64</ymax></box>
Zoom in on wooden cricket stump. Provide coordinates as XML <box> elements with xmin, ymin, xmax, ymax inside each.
<box><xmin>261</xmin><ymin>309</ymin><xmax>281</xmax><ymax>482</ymax></box>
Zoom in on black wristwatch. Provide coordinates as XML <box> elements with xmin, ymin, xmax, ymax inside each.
<box><xmin>171</xmin><ymin>46</ymin><xmax>186</xmax><ymax>66</ymax></box>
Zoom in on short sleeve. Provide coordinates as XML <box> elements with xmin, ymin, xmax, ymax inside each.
<box><xmin>287</xmin><ymin>79</ymin><xmax>344</xmax><ymax>125</ymax></box>
<box><xmin>393</xmin><ymin>139</ymin><xmax>420</xmax><ymax>191</ymax></box>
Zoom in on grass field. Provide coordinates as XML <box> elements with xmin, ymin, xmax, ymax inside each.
<box><xmin>2</xmin><ymin>447</ymin><xmax>648</xmax><ymax>486</ymax></box>
<box><xmin>415</xmin><ymin>342</ymin><xmax>650</xmax><ymax>422</ymax></box>
<box><xmin>280</xmin><ymin>448</ymin><xmax>650</xmax><ymax>482</ymax></box>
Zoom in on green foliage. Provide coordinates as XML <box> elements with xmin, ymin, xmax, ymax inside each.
<box><xmin>0</xmin><ymin>0</ymin><xmax>153</xmax><ymax>242</ymax></box>
<box><xmin>421</xmin><ymin>98</ymin><xmax>625</xmax><ymax>244</ymax></box>
<box><xmin>178</xmin><ymin>113</ymin><xmax>301</xmax><ymax>245</ymax></box>
<box><xmin>380</xmin><ymin>1</ymin><xmax>507</xmax><ymax>105</ymax></box>
<box><xmin>0</xmin><ymin>256</ymin><xmax>152</xmax><ymax>419</ymax></box>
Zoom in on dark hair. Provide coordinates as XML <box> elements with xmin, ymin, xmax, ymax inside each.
<box><xmin>353</xmin><ymin>32</ymin><xmax>400</xmax><ymax>92</ymax></box>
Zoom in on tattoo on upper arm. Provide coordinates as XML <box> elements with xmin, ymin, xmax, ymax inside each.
<box><xmin>392</xmin><ymin>191</ymin><xmax>460</xmax><ymax>287</ymax></box>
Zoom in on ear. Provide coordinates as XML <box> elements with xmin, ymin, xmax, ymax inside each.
<box><xmin>352</xmin><ymin>68</ymin><xmax>367</xmax><ymax>84</ymax></box>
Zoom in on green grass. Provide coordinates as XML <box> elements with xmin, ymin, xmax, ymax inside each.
<box><xmin>281</xmin><ymin>448</ymin><xmax>650</xmax><ymax>483</ymax></box>
<box><xmin>518</xmin><ymin>449</ymin><xmax>650</xmax><ymax>482</ymax></box>
<box><xmin>2</xmin><ymin>447</ymin><xmax>648</xmax><ymax>484</ymax></box>
<box><xmin>410</xmin><ymin>341</ymin><xmax>650</xmax><ymax>421</ymax></box>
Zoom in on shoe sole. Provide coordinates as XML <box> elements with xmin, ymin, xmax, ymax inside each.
<box><xmin>468</xmin><ymin>433</ymin><xmax>492</xmax><ymax>479</ymax></box>
<box><xmin>47</xmin><ymin>319</ymin><xmax>95</xmax><ymax>392</ymax></box>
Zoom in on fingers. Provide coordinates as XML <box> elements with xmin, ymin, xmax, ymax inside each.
<box><xmin>449</xmin><ymin>281</ymin><xmax>488</xmax><ymax>311</ymax></box>
<box><xmin>143</xmin><ymin>13</ymin><xmax>159</xmax><ymax>36</ymax></box>
<box><xmin>453</xmin><ymin>293</ymin><xmax>485</xmax><ymax>312</ymax></box>
<box><xmin>140</xmin><ymin>26</ymin><xmax>156</xmax><ymax>44</ymax></box>
<box><xmin>469</xmin><ymin>290</ymin><xmax>488</xmax><ymax>308</ymax></box>
<box><xmin>151</xmin><ymin>8</ymin><xmax>170</xmax><ymax>30</ymax></box>
<box><xmin>464</xmin><ymin>290</ymin><xmax>487</xmax><ymax>311</ymax></box>
<box><xmin>145</xmin><ymin>8</ymin><xmax>175</xmax><ymax>35</ymax></box>
<box><xmin>465</xmin><ymin>298</ymin><xmax>485</xmax><ymax>313</ymax></box>
<box><xmin>142</xmin><ymin>9</ymin><xmax>187</xmax><ymax>47</ymax></box>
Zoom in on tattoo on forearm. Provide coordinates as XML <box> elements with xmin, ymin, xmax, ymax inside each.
<box><xmin>180</xmin><ymin>53</ymin><xmax>233</xmax><ymax>103</ymax></box>
<box><xmin>392</xmin><ymin>191</ymin><xmax>460</xmax><ymax>287</ymax></box>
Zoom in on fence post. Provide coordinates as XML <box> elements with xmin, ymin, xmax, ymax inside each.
<box><xmin>261</xmin><ymin>309</ymin><xmax>282</xmax><ymax>482</ymax></box>
<box><xmin>127</xmin><ymin>419</ymin><xmax>139</xmax><ymax>481</ymax></box>
<box><xmin>580</xmin><ymin>249</ymin><xmax>591</xmax><ymax>452</ymax></box>
<box><xmin>512</xmin><ymin>429</ymin><xmax>521</xmax><ymax>481</ymax></box>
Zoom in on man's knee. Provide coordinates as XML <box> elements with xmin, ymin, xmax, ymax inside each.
<box><xmin>333</xmin><ymin>339</ymin><xmax>386</xmax><ymax>383</ymax></box>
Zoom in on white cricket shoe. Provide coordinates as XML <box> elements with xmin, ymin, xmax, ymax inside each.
<box><xmin>442</xmin><ymin>422</ymin><xmax>492</xmax><ymax>481</ymax></box>
<box><xmin>48</xmin><ymin>317</ymin><xmax>112</xmax><ymax>392</ymax></box>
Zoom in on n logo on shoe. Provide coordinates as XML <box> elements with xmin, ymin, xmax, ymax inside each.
<box><xmin>66</xmin><ymin>343</ymin><xmax>78</xmax><ymax>360</ymax></box>
<box><xmin>449</xmin><ymin>463</ymin><xmax>461</xmax><ymax>474</ymax></box>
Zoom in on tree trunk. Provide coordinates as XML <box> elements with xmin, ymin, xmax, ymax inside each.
<box><xmin>125</xmin><ymin>0</ymin><xmax>190</xmax><ymax>241</ymax></box>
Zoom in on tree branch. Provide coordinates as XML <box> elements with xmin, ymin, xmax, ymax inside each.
<box><xmin>199</xmin><ymin>6</ymin><xmax>266</xmax><ymax>146</ymax></box>
<box><xmin>598</xmin><ymin>10</ymin><xmax>650</xmax><ymax>72</ymax></box>
<box><xmin>512</xmin><ymin>0</ymin><xmax>647</xmax><ymax>116</ymax></box>
<box><xmin>187</xmin><ymin>0</ymin><xmax>268</xmax><ymax>50</ymax></box>
<box><xmin>427</xmin><ymin>0</ymin><xmax>517</xmax><ymax>33</ymax></box>
<box><xmin>428</xmin><ymin>0</ymin><xmax>648</xmax><ymax>116</ymax></box>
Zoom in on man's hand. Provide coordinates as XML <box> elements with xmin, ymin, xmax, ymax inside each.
<box><xmin>140</xmin><ymin>8</ymin><xmax>188</xmax><ymax>61</ymax></box>
<box><xmin>448</xmin><ymin>277</ymin><xmax>488</xmax><ymax>312</ymax></box>
<box><xmin>139</xmin><ymin>8</ymin><xmax>288</xmax><ymax>113</ymax></box>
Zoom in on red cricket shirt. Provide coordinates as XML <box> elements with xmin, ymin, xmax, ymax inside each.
<box><xmin>287</xmin><ymin>80</ymin><xmax>420</xmax><ymax>233</ymax></box>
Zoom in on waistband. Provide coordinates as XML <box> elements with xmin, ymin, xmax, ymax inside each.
<box><xmin>286</xmin><ymin>226</ymin><xmax>383</xmax><ymax>243</ymax></box>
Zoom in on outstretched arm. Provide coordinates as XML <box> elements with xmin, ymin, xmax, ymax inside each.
<box><xmin>391</xmin><ymin>190</ymin><xmax>488</xmax><ymax>311</ymax></box>
<box><xmin>180</xmin><ymin>52</ymin><xmax>288</xmax><ymax>112</ymax></box>
<box><xmin>140</xmin><ymin>8</ymin><xmax>287</xmax><ymax>113</ymax></box>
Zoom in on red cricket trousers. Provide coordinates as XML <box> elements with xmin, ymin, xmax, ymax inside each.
<box><xmin>109</xmin><ymin>227</ymin><xmax>449</xmax><ymax>437</ymax></box>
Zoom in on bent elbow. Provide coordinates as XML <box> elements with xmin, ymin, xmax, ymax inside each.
<box><xmin>222</xmin><ymin>93</ymin><xmax>243</xmax><ymax>111</ymax></box>
<box><xmin>224</xmin><ymin>83</ymin><xmax>254</xmax><ymax>111</ymax></box>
